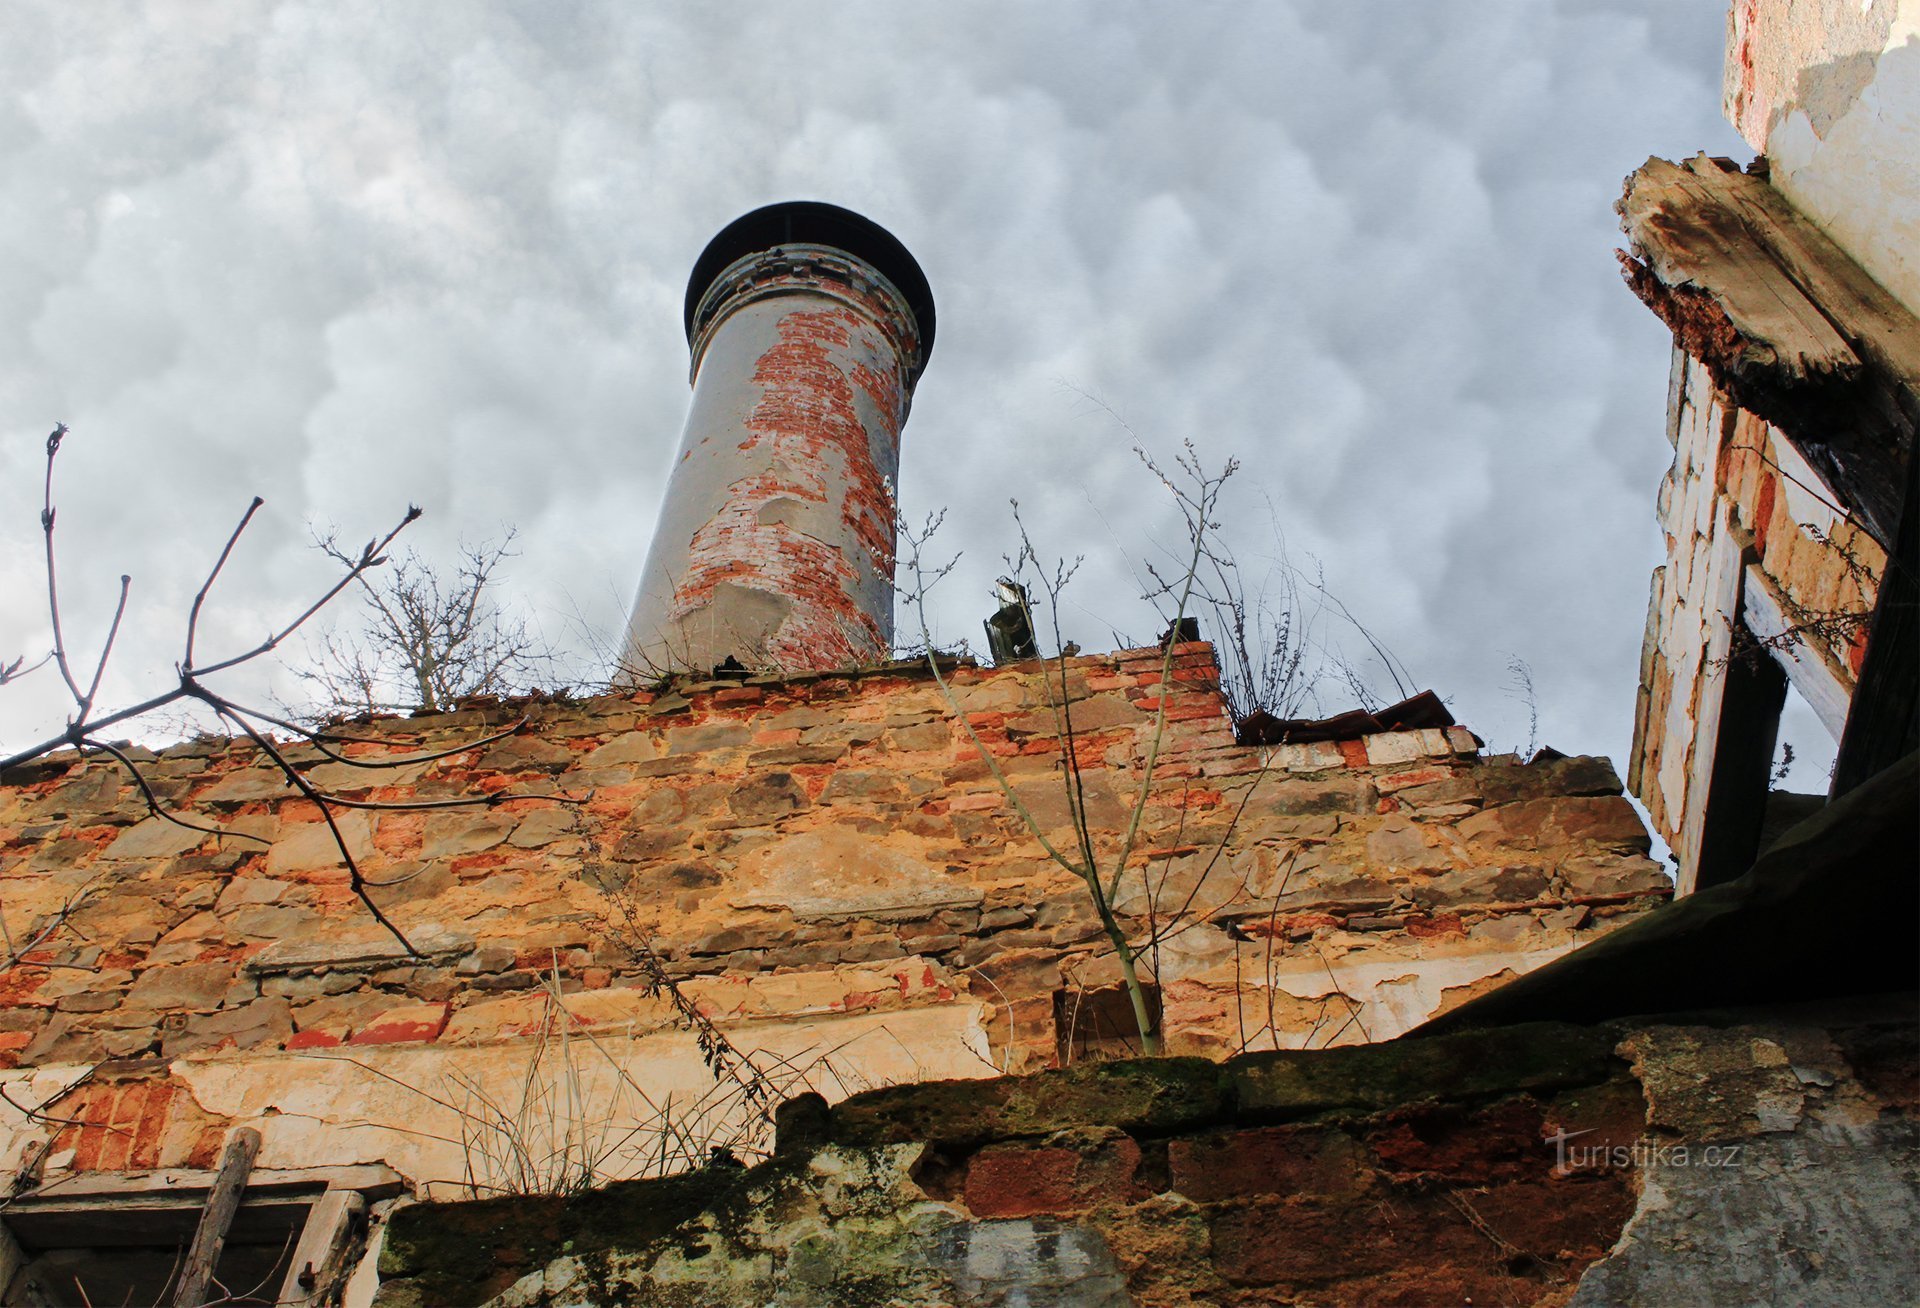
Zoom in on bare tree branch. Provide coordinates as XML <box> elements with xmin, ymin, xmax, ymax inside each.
<box><xmin>299</xmin><ymin>527</ymin><xmax>554</xmax><ymax>718</ymax></box>
<box><xmin>1</xmin><ymin>422</ymin><xmax>573</xmax><ymax>967</ymax></box>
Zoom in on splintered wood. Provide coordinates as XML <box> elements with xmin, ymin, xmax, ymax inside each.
<box><xmin>1618</xmin><ymin>153</ymin><xmax>1919</xmax><ymax>548</ymax></box>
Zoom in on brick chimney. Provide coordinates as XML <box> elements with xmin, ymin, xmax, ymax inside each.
<box><xmin>619</xmin><ymin>202</ymin><xmax>934</xmax><ymax>678</ymax></box>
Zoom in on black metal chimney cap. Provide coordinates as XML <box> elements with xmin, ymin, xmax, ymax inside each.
<box><xmin>683</xmin><ymin>201</ymin><xmax>935</xmax><ymax>360</ymax></box>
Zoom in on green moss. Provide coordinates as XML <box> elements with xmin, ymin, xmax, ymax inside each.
<box><xmin>379</xmin><ymin>1166</ymin><xmax>761</xmax><ymax>1306</ymax></box>
<box><xmin>1232</xmin><ymin>1022</ymin><xmax>1620</xmax><ymax>1119</ymax></box>
<box><xmin>830</xmin><ymin>1056</ymin><xmax>1230</xmax><ymax>1147</ymax></box>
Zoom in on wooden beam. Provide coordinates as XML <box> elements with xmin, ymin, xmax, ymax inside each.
<box><xmin>8</xmin><ymin>1163</ymin><xmax>405</xmax><ymax>1206</ymax></box>
<box><xmin>1833</xmin><ymin>450</ymin><xmax>1919</xmax><ymax>796</ymax></box>
<box><xmin>1694</xmin><ymin>613</ymin><xmax>1788</xmax><ymax>892</ymax></box>
<box><xmin>275</xmin><ymin>1189</ymin><xmax>365</xmax><ymax>1308</ymax></box>
<box><xmin>1619</xmin><ymin>154</ymin><xmax>1919</xmax><ymax>547</ymax></box>
<box><xmin>170</xmin><ymin>1127</ymin><xmax>260</xmax><ymax>1308</ymax></box>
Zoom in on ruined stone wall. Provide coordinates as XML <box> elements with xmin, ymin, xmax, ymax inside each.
<box><xmin>0</xmin><ymin>643</ymin><xmax>1665</xmax><ymax>1203</ymax></box>
<box><xmin>367</xmin><ymin>1001</ymin><xmax>1920</xmax><ymax>1307</ymax></box>
<box><xmin>1630</xmin><ymin>349</ymin><xmax>1885</xmax><ymax>881</ymax></box>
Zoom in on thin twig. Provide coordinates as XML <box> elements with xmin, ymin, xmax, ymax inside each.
<box><xmin>184</xmin><ymin>497</ymin><xmax>264</xmax><ymax>670</ymax></box>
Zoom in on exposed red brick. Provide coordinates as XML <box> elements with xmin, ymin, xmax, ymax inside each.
<box><xmin>963</xmin><ymin>1134</ymin><xmax>1142</xmax><ymax>1217</ymax></box>
<box><xmin>1377</xmin><ymin>765</ymin><xmax>1455</xmax><ymax>793</ymax></box>
<box><xmin>287</xmin><ymin>1030</ymin><xmax>344</xmax><ymax>1050</ymax></box>
<box><xmin>1167</xmin><ymin>1125</ymin><xmax>1363</xmax><ymax>1202</ymax></box>
<box><xmin>350</xmin><ymin>1002</ymin><xmax>450</xmax><ymax>1046</ymax></box>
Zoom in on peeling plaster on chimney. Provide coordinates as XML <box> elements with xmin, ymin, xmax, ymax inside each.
<box><xmin>621</xmin><ymin>204</ymin><xmax>933</xmax><ymax>678</ymax></box>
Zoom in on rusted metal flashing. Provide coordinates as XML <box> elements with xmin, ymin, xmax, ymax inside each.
<box><xmin>1236</xmin><ymin>688</ymin><xmax>1455</xmax><ymax>747</ymax></box>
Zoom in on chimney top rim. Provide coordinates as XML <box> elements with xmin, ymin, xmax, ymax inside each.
<box><xmin>683</xmin><ymin>201</ymin><xmax>934</xmax><ymax>360</ymax></box>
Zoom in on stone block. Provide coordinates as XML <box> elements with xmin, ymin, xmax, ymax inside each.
<box><xmin>229</xmin><ymin>905</ymin><xmax>321</xmax><ymax>938</ymax></box>
<box><xmin>1484</xmin><ymin>756</ymin><xmax>1624</xmax><ymax>806</ymax></box>
<box><xmin>422</xmin><ymin>811</ymin><xmax>516</xmax><ymax>859</ymax></box>
<box><xmin>1261</xmin><ymin>777</ymin><xmax>1379</xmax><ymax>817</ymax></box>
<box><xmin>101</xmin><ymin>819</ymin><xmax>209</xmax><ymax>861</ymax></box>
<box><xmin>978</xmin><ymin>906</ymin><xmax>1033</xmax><ymax>932</ymax></box>
<box><xmin>1363</xmin><ymin>732</ymin><xmax>1426</xmax><ymax>766</ymax></box>
<box><xmin>820</xmin><ymin>771</ymin><xmax>906</xmax><ymax>803</ymax></box>
<box><xmin>1559</xmin><ymin>855</ymin><xmax>1672</xmax><ymax>898</ymax></box>
<box><xmin>1273</xmin><ymin>741</ymin><xmax>1345</xmax><ymax>773</ymax></box>
<box><xmin>455</xmin><ymin>944</ymin><xmax>519</xmax><ymax>975</ymax></box>
<box><xmin>213</xmin><ymin>877</ymin><xmax>291</xmax><ymax>911</ymax></box>
<box><xmin>247</xmin><ymin>925</ymin><xmax>472</xmax><ymax>974</ymax></box>
<box><xmin>300</xmin><ymin>757</ymin><xmax>432</xmax><ymax>792</ymax></box>
<box><xmin>1261</xmin><ymin>862</ymin><xmax>1396</xmax><ymax>916</ymax></box>
<box><xmin>733</xmin><ymin>828</ymin><xmax>983</xmax><ymax>921</ymax></box>
<box><xmin>478</xmin><ymin>736</ymin><xmax>575</xmax><ymax>772</ymax></box>
<box><xmin>1111</xmin><ymin>855</ymin><xmax>1246</xmax><ymax>919</ymax></box>
<box><xmin>124</xmin><ymin>963</ymin><xmax>235</xmax><ymax>1012</ymax></box>
<box><xmin>1364</xmin><ymin>815</ymin><xmax>1453</xmax><ymax>872</ymax></box>
<box><xmin>1409</xmin><ymin>865</ymin><xmax>1551</xmax><ymax>909</ymax></box>
<box><xmin>1375</xmin><ymin>765</ymin><xmax>1457</xmax><ymax>794</ymax></box>
<box><xmin>1467</xmin><ymin>914</ymin><xmax>1537</xmax><ymax>944</ymax></box>
<box><xmin>264</xmin><ymin>813</ymin><xmax>375</xmax><ymax>876</ymax></box>
<box><xmin>885</xmin><ymin>722</ymin><xmax>951</xmax><ymax>752</ymax></box>
<box><xmin>666</xmin><ymin>723</ymin><xmax>751</xmax><ymax>754</ymax></box>
<box><xmin>507</xmin><ymin>807</ymin><xmax>577</xmax><ymax>849</ymax></box>
<box><xmin>55</xmin><ymin>992</ymin><xmax>123</xmax><ymax>1014</ymax></box>
<box><xmin>727</xmin><ymin>773</ymin><xmax>809</xmax><ymax>822</ymax></box>
<box><xmin>748</xmin><ymin>744</ymin><xmax>847</xmax><ymax>766</ymax></box>
<box><xmin>1458</xmin><ymin>796</ymin><xmax>1649</xmax><ymax>853</ymax></box>
<box><xmin>365</xmin><ymin>860</ymin><xmax>454</xmax><ymax>908</ymax></box>
<box><xmin>583</xmin><ymin>732</ymin><xmax>659</xmax><ymax>767</ymax></box>
<box><xmin>1232</xmin><ymin>1022</ymin><xmax>1618</xmax><ymax>1118</ymax></box>
<box><xmin>164</xmin><ymin>997</ymin><xmax>294</xmax><ymax>1057</ymax></box>
<box><xmin>832</xmin><ymin>1056</ymin><xmax>1229</xmax><ymax>1149</ymax></box>
<box><xmin>611</xmin><ymin>824</ymin><xmax>687</xmax><ymax>861</ymax></box>
<box><xmin>194</xmin><ymin>768</ymin><xmax>296</xmax><ymax>805</ymax></box>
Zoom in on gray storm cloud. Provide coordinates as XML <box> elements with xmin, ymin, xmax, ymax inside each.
<box><xmin>1</xmin><ymin>1</ymin><xmax>1745</xmax><ymax>770</ymax></box>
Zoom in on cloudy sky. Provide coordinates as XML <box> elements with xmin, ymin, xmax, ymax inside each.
<box><xmin>1</xmin><ymin>1</ymin><xmax>1759</xmax><ymax>778</ymax></box>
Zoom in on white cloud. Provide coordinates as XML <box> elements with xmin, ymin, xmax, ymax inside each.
<box><xmin>0</xmin><ymin>0</ymin><xmax>1746</xmax><ymax>768</ymax></box>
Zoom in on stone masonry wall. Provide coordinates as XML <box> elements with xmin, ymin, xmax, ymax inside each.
<box><xmin>0</xmin><ymin>643</ymin><xmax>1667</xmax><ymax>1198</ymax></box>
<box><xmin>368</xmin><ymin>1002</ymin><xmax>1920</xmax><ymax>1306</ymax></box>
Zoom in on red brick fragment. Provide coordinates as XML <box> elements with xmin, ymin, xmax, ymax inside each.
<box><xmin>287</xmin><ymin>1030</ymin><xmax>344</xmax><ymax>1050</ymax></box>
<box><xmin>349</xmin><ymin>1001</ymin><xmax>450</xmax><ymax>1046</ymax></box>
<box><xmin>963</xmin><ymin>1133</ymin><xmax>1141</xmax><ymax>1217</ymax></box>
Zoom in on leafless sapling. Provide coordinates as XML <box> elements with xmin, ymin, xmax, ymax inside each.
<box><xmin>299</xmin><ymin>527</ymin><xmax>555</xmax><ymax>718</ymax></box>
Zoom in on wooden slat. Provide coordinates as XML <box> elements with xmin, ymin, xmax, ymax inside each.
<box><xmin>171</xmin><ymin>1127</ymin><xmax>260</xmax><ymax>1308</ymax></box>
<box><xmin>10</xmin><ymin>1163</ymin><xmax>406</xmax><ymax>1205</ymax></box>
<box><xmin>4</xmin><ymin>1193</ymin><xmax>313</xmax><ymax>1251</ymax></box>
<box><xmin>275</xmin><ymin>1190</ymin><xmax>365</xmax><ymax>1308</ymax></box>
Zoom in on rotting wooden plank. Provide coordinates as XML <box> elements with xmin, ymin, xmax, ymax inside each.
<box><xmin>1619</xmin><ymin>155</ymin><xmax>1859</xmax><ymax>384</ymax></box>
<box><xmin>275</xmin><ymin>1189</ymin><xmax>364</xmax><ymax>1308</ymax></box>
<box><xmin>10</xmin><ymin>1163</ymin><xmax>406</xmax><ymax>1205</ymax></box>
<box><xmin>1704</xmin><ymin>156</ymin><xmax>1920</xmax><ymax>397</ymax></box>
<box><xmin>1620</xmin><ymin>154</ymin><xmax>1918</xmax><ymax>546</ymax></box>
<box><xmin>170</xmin><ymin>1126</ymin><xmax>260</xmax><ymax>1308</ymax></box>
<box><xmin>4</xmin><ymin>1192</ymin><xmax>314</xmax><ymax>1250</ymax></box>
